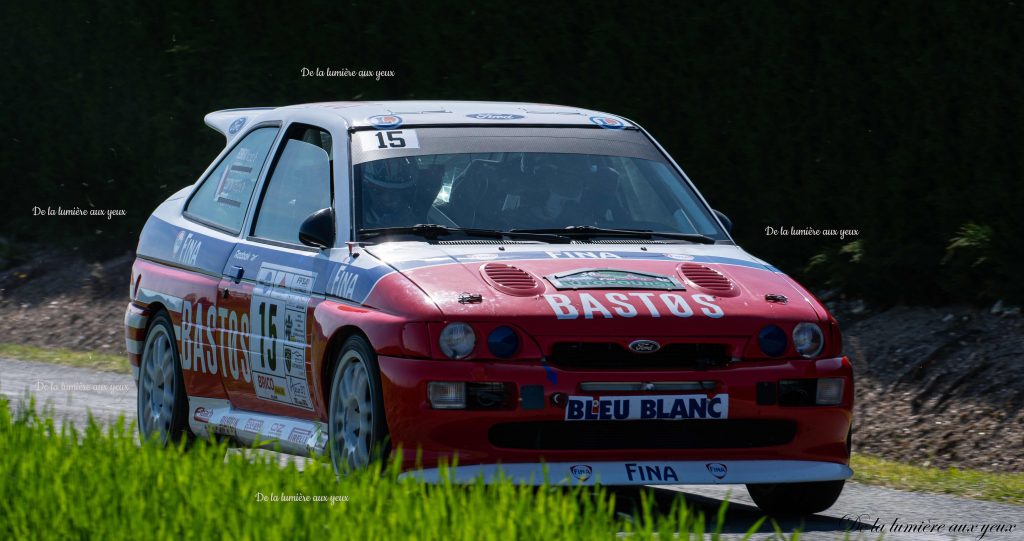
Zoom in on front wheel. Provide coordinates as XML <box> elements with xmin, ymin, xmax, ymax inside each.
<box><xmin>137</xmin><ymin>310</ymin><xmax>192</xmax><ymax>445</ymax></box>
<box><xmin>746</xmin><ymin>480</ymin><xmax>845</xmax><ymax>516</ymax></box>
<box><xmin>327</xmin><ymin>336</ymin><xmax>389</xmax><ymax>473</ymax></box>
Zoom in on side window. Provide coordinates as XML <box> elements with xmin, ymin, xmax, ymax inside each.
<box><xmin>252</xmin><ymin>125</ymin><xmax>333</xmax><ymax>245</ymax></box>
<box><xmin>185</xmin><ymin>127</ymin><xmax>279</xmax><ymax>233</ymax></box>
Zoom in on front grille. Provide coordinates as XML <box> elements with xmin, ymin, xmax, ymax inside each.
<box><xmin>547</xmin><ymin>342</ymin><xmax>731</xmax><ymax>370</ymax></box>
<box><xmin>489</xmin><ymin>420</ymin><xmax>796</xmax><ymax>450</ymax></box>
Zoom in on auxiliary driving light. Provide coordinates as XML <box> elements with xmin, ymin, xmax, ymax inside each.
<box><xmin>427</xmin><ymin>382</ymin><xmax>466</xmax><ymax>409</ymax></box>
<box><xmin>428</xmin><ymin>382</ymin><xmax>512</xmax><ymax>410</ymax></box>
<box><xmin>815</xmin><ymin>377</ymin><xmax>845</xmax><ymax>405</ymax></box>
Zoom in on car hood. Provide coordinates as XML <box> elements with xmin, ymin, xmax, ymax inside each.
<box><xmin>362</xmin><ymin>243</ymin><xmax>824</xmax><ymax>337</ymax></box>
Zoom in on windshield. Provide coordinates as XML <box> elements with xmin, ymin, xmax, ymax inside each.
<box><xmin>351</xmin><ymin>127</ymin><xmax>726</xmax><ymax>241</ymax></box>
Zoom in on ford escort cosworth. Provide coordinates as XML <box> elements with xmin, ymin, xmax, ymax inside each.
<box><xmin>126</xmin><ymin>101</ymin><xmax>854</xmax><ymax>515</ymax></box>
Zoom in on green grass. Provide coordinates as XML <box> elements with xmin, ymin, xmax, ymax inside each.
<box><xmin>0</xmin><ymin>343</ymin><xmax>128</xmax><ymax>374</ymax></box>
<box><xmin>851</xmin><ymin>454</ymin><xmax>1024</xmax><ymax>505</ymax></box>
<box><xmin>5</xmin><ymin>340</ymin><xmax>1018</xmax><ymax>512</ymax></box>
<box><xmin>0</xmin><ymin>396</ymin><xmax>783</xmax><ymax>541</ymax></box>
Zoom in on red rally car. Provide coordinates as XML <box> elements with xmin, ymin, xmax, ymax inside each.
<box><xmin>125</xmin><ymin>101</ymin><xmax>853</xmax><ymax>514</ymax></box>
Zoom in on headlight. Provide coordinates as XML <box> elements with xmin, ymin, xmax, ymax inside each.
<box><xmin>793</xmin><ymin>322</ymin><xmax>824</xmax><ymax>358</ymax></box>
<box><xmin>487</xmin><ymin>326</ymin><xmax>519</xmax><ymax>358</ymax></box>
<box><xmin>439</xmin><ymin>322</ymin><xmax>476</xmax><ymax>359</ymax></box>
<box><xmin>758</xmin><ymin>325</ymin><xmax>788</xmax><ymax>357</ymax></box>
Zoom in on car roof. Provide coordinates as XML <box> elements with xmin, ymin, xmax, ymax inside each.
<box><xmin>205</xmin><ymin>100</ymin><xmax>635</xmax><ymax>140</ymax></box>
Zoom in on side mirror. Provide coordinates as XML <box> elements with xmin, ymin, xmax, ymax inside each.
<box><xmin>299</xmin><ymin>207</ymin><xmax>335</xmax><ymax>249</ymax></box>
<box><xmin>713</xmin><ymin>209</ymin><xmax>732</xmax><ymax>234</ymax></box>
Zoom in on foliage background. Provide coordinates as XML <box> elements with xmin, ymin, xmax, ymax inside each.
<box><xmin>2</xmin><ymin>0</ymin><xmax>1021</xmax><ymax>304</ymax></box>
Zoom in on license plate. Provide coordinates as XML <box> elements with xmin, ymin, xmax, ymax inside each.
<box><xmin>564</xmin><ymin>394</ymin><xmax>728</xmax><ymax>421</ymax></box>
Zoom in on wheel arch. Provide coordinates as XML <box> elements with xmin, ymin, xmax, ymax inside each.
<box><xmin>143</xmin><ymin>301</ymin><xmax>169</xmax><ymax>327</ymax></box>
<box><xmin>135</xmin><ymin>300</ymin><xmax>194</xmax><ymax>445</ymax></box>
<box><xmin>320</xmin><ymin>325</ymin><xmax>372</xmax><ymax>410</ymax></box>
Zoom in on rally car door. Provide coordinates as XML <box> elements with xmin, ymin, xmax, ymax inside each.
<box><xmin>219</xmin><ymin>123</ymin><xmax>337</xmax><ymax>419</ymax></box>
<box><xmin>171</xmin><ymin>125</ymin><xmax>281</xmax><ymax>401</ymax></box>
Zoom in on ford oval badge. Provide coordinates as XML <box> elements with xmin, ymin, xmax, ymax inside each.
<box><xmin>628</xmin><ymin>340</ymin><xmax>661</xmax><ymax>354</ymax></box>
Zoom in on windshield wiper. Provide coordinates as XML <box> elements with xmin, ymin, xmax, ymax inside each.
<box><xmin>510</xmin><ymin>225</ymin><xmax>717</xmax><ymax>244</ymax></box>
<box><xmin>359</xmin><ymin>224</ymin><xmax>570</xmax><ymax>243</ymax></box>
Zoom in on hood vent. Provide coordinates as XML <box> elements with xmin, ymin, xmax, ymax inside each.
<box><xmin>679</xmin><ymin>263</ymin><xmax>737</xmax><ymax>296</ymax></box>
<box><xmin>480</xmin><ymin>263</ymin><xmax>545</xmax><ymax>296</ymax></box>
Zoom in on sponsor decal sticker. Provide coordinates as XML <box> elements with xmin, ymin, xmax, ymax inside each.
<box><xmin>625</xmin><ymin>463</ymin><xmax>679</xmax><ymax>482</ymax></box>
<box><xmin>215</xmin><ymin>415</ymin><xmax>240</xmax><ymax>436</ymax></box>
<box><xmin>214</xmin><ymin>145</ymin><xmax>262</xmax><ymax>207</ymax></box>
<box><xmin>328</xmin><ymin>264</ymin><xmax>360</xmax><ymax>299</ymax></box>
<box><xmin>250</xmin><ymin>263</ymin><xmax>315</xmax><ymax>410</ymax></box>
<box><xmin>244</xmin><ymin>419</ymin><xmax>264</xmax><ymax>433</ymax></box>
<box><xmin>706</xmin><ymin>463</ymin><xmax>728</xmax><ymax>479</ymax></box>
<box><xmin>662</xmin><ymin>253</ymin><xmax>695</xmax><ymax>261</ymax></box>
<box><xmin>289</xmin><ymin>380</ymin><xmax>312</xmax><ymax>408</ymax></box>
<box><xmin>367</xmin><ymin>115</ymin><xmax>403</xmax><ymax>129</ymax></box>
<box><xmin>193</xmin><ymin>407</ymin><xmax>212</xmax><ymax>423</ymax></box>
<box><xmin>227</xmin><ymin>116</ymin><xmax>247</xmax><ymax>135</ymax></box>
<box><xmin>233</xmin><ymin>249</ymin><xmax>259</xmax><ymax>262</ymax></box>
<box><xmin>171</xmin><ymin>231</ymin><xmax>202</xmax><ymax>266</ymax></box>
<box><xmin>545</xmin><ymin>251</ymin><xmax>621</xmax><ymax>259</ymax></box>
<box><xmin>288</xmin><ymin>427</ymin><xmax>313</xmax><ymax>445</ymax></box>
<box><xmin>569</xmin><ymin>465</ymin><xmax>593</xmax><ymax>482</ymax></box>
<box><xmin>543</xmin><ymin>292</ymin><xmax>725</xmax><ymax>319</ymax></box>
<box><xmin>589</xmin><ymin>116</ymin><xmax>626</xmax><ymax>129</ymax></box>
<box><xmin>565</xmin><ymin>394</ymin><xmax>729</xmax><ymax>421</ymax></box>
<box><xmin>466</xmin><ymin>113</ymin><xmax>525</xmax><ymax>120</ymax></box>
<box><xmin>180</xmin><ymin>298</ymin><xmax>253</xmax><ymax>382</ymax></box>
<box><xmin>358</xmin><ymin>129</ymin><xmax>420</xmax><ymax>151</ymax></box>
<box><xmin>173</xmin><ymin>231</ymin><xmax>186</xmax><ymax>256</ymax></box>
<box><xmin>546</xmin><ymin>269</ymin><xmax>683</xmax><ymax>290</ymax></box>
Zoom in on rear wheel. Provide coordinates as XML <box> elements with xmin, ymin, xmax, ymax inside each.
<box><xmin>327</xmin><ymin>336</ymin><xmax>389</xmax><ymax>473</ymax></box>
<box><xmin>137</xmin><ymin>311</ymin><xmax>191</xmax><ymax>445</ymax></box>
<box><xmin>746</xmin><ymin>480</ymin><xmax>845</xmax><ymax>516</ymax></box>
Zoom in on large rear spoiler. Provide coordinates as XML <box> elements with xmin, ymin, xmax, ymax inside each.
<box><xmin>204</xmin><ymin>107</ymin><xmax>276</xmax><ymax>143</ymax></box>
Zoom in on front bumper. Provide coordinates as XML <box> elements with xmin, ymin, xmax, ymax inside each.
<box><xmin>399</xmin><ymin>459</ymin><xmax>853</xmax><ymax>486</ymax></box>
<box><xmin>124</xmin><ymin>302</ymin><xmax>150</xmax><ymax>385</ymax></box>
<box><xmin>378</xmin><ymin>355</ymin><xmax>855</xmax><ymax>477</ymax></box>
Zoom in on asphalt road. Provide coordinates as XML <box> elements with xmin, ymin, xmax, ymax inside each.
<box><xmin>2</xmin><ymin>357</ymin><xmax>1020</xmax><ymax>541</ymax></box>
<box><xmin>0</xmin><ymin>357</ymin><xmax>137</xmax><ymax>428</ymax></box>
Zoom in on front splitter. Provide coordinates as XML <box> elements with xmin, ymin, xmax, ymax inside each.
<box><xmin>398</xmin><ymin>460</ymin><xmax>853</xmax><ymax>486</ymax></box>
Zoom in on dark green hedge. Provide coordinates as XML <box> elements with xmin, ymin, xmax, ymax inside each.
<box><xmin>2</xmin><ymin>1</ymin><xmax>1021</xmax><ymax>304</ymax></box>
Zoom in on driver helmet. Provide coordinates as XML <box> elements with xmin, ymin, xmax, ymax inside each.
<box><xmin>528</xmin><ymin>153</ymin><xmax>589</xmax><ymax>198</ymax></box>
<box><xmin>363</xmin><ymin>157</ymin><xmax>418</xmax><ymax>223</ymax></box>
<box><xmin>364</xmin><ymin>156</ymin><xmax>417</xmax><ymax>190</ymax></box>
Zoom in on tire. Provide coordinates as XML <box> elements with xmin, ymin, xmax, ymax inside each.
<box><xmin>746</xmin><ymin>480</ymin><xmax>846</xmax><ymax>516</ymax></box>
<box><xmin>327</xmin><ymin>335</ymin><xmax>390</xmax><ymax>473</ymax></box>
<box><xmin>137</xmin><ymin>310</ymin><xmax>192</xmax><ymax>445</ymax></box>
